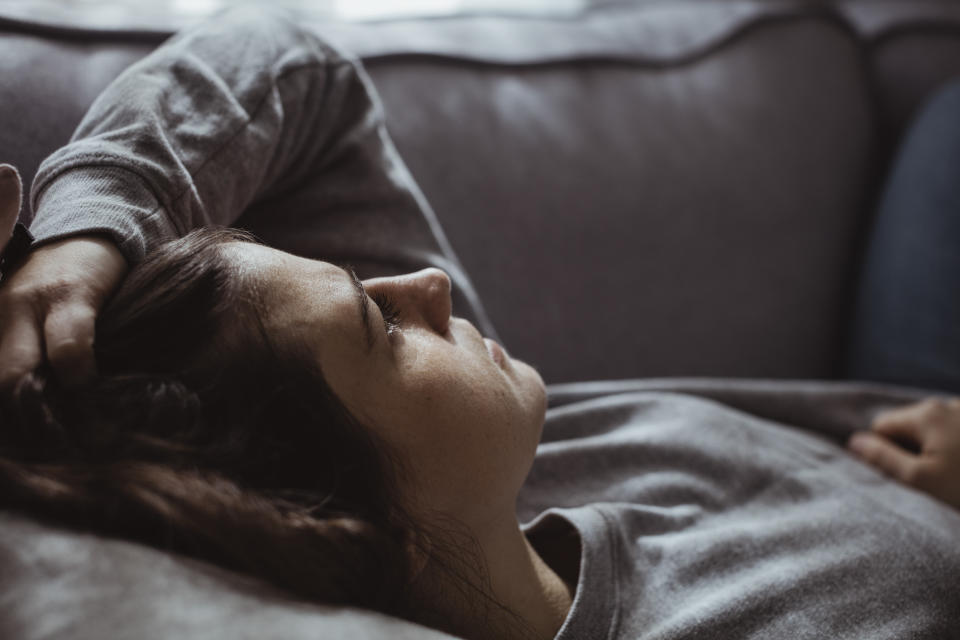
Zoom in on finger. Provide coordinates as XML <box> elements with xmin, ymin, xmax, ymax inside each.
<box><xmin>44</xmin><ymin>302</ymin><xmax>98</xmax><ymax>387</ymax></box>
<box><xmin>848</xmin><ymin>431</ymin><xmax>922</xmax><ymax>485</ymax></box>
<box><xmin>0</xmin><ymin>164</ymin><xmax>21</xmax><ymax>244</ymax></box>
<box><xmin>0</xmin><ymin>310</ymin><xmax>43</xmax><ymax>389</ymax></box>
<box><xmin>870</xmin><ymin>400</ymin><xmax>938</xmax><ymax>442</ymax></box>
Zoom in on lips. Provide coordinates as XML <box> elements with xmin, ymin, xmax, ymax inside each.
<box><xmin>484</xmin><ymin>337</ymin><xmax>508</xmax><ymax>368</ymax></box>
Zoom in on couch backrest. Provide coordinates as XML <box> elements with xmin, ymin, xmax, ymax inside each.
<box><xmin>2</xmin><ymin>1</ymin><xmax>960</xmax><ymax>383</ymax></box>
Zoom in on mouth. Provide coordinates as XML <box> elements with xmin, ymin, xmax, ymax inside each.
<box><xmin>484</xmin><ymin>337</ymin><xmax>508</xmax><ymax>368</ymax></box>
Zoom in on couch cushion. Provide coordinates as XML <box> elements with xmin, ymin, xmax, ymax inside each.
<box><xmin>327</xmin><ymin>4</ymin><xmax>877</xmax><ymax>382</ymax></box>
<box><xmin>842</xmin><ymin>1</ymin><xmax>960</xmax><ymax>150</ymax></box>
<box><xmin>0</xmin><ymin>25</ymin><xmax>157</xmax><ymax>196</ymax></box>
<box><xmin>0</xmin><ymin>511</ymin><xmax>457</xmax><ymax>640</ymax></box>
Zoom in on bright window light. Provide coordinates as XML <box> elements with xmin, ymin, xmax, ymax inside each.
<box><xmin>335</xmin><ymin>0</ymin><xmax>462</xmax><ymax>20</ymax></box>
<box><xmin>171</xmin><ymin>0</ymin><xmax>223</xmax><ymax>18</ymax></box>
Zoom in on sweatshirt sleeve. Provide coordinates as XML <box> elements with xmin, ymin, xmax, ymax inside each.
<box><xmin>27</xmin><ymin>7</ymin><xmax>378</xmax><ymax>264</ymax></box>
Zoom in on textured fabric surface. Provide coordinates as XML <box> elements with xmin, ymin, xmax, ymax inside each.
<box><xmin>0</xmin><ymin>512</ymin><xmax>459</xmax><ymax>640</ymax></box>
<box><xmin>520</xmin><ymin>386</ymin><xmax>960</xmax><ymax>639</ymax></box>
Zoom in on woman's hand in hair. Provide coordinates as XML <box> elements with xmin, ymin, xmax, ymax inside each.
<box><xmin>848</xmin><ymin>396</ymin><xmax>960</xmax><ymax>511</ymax></box>
<box><xmin>0</xmin><ymin>235</ymin><xmax>127</xmax><ymax>389</ymax></box>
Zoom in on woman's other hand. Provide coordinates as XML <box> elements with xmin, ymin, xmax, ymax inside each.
<box><xmin>0</xmin><ymin>235</ymin><xmax>128</xmax><ymax>389</ymax></box>
<box><xmin>848</xmin><ymin>397</ymin><xmax>960</xmax><ymax>511</ymax></box>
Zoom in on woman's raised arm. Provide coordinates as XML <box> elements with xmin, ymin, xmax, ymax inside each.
<box><xmin>0</xmin><ymin>7</ymin><xmax>397</xmax><ymax>387</ymax></box>
<box><xmin>30</xmin><ymin>6</ymin><xmax>379</xmax><ymax>262</ymax></box>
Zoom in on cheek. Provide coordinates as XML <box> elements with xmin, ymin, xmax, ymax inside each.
<box><xmin>332</xmin><ymin>333</ymin><xmax>545</xmax><ymax>520</ymax></box>
<box><xmin>378</xmin><ymin>355</ymin><xmax>532</xmax><ymax>514</ymax></box>
<box><xmin>393</xmin><ymin>341</ymin><xmax>514</xmax><ymax>423</ymax></box>
<box><xmin>393</xmin><ymin>364</ymin><xmax>512</xmax><ymax>458</ymax></box>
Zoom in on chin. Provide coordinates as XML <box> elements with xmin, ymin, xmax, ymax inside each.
<box><xmin>515</xmin><ymin>361</ymin><xmax>548</xmax><ymax>475</ymax></box>
<box><xmin>515</xmin><ymin>359</ymin><xmax>547</xmax><ymax>418</ymax></box>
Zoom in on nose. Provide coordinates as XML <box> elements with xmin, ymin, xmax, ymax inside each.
<box><xmin>366</xmin><ymin>268</ymin><xmax>452</xmax><ymax>336</ymax></box>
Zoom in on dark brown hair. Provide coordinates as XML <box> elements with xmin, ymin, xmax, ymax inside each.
<box><xmin>0</xmin><ymin>229</ymin><xmax>534</xmax><ymax>639</ymax></box>
<box><xmin>0</xmin><ymin>229</ymin><xmax>431</xmax><ymax>618</ymax></box>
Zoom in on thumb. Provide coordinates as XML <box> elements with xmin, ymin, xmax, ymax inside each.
<box><xmin>42</xmin><ymin>236</ymin><xmax>128</xmax><ymax>387</ymax></box>
<box><xmin>0</xmin><ymin>164</ymin><xmax>22</xmax><ymax>247</ymax></box>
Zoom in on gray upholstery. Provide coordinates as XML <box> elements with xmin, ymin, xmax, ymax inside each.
<box><xmin>0</xmin><ymin>511</ymin><xmax>458</xmax><ymax>639</ymax></box>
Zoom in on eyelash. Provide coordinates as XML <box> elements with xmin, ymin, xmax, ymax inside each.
<box><xmin>371</xmin><ymin>292</ymin><xmax>402</xmax><ymax>336</ymax></box>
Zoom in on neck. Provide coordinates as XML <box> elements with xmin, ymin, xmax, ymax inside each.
<box><xmin>415</xmin><ymin>510</ymin><xmax>575</xmax><ymax>640</ymax></box>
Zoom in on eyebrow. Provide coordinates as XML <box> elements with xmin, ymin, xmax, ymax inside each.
<box><xmin>343</xmin><ymin>266</ymin><xmax>375</xmax><ymax>353</ymax></box>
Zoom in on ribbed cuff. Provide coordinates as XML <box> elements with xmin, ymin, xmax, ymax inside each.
<box><xmin>29</xmin><ymin>166</ymin><xmax>178</xmax><ymax>264</ymax></box>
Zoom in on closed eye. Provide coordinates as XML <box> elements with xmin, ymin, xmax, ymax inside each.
<box><xmin>371</xmin><ymin>291</ymin><xmax>402</xmax><ymax>336</ymax></box>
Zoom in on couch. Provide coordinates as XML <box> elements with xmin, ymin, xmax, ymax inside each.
<box><xmin>1</xmin><ymin>1</ymin><xmax>958</xmax><ymax>637</ymax></box>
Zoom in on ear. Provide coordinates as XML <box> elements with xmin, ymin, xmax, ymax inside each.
<box><xmin>0</xmin><ymin>164</ymin><xmax>23</xmax><ymax>252</ymax></box>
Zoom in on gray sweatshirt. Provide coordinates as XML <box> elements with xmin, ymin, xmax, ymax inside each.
<box><xmin>26</xmin><ymin>8</ymin><xmax>960</xmax><ymax>639</ymax></box>
<box><xmin>522</xmin><ymin>384</ymin><xmax>960</xmax><ymax>639</ymax></box>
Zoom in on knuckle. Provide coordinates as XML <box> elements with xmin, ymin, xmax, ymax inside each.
<box><xmin>919</xmin><ymin>397</ymin><xmax>948</xmax><ymax>419</ymax></box>
<box><xmin>873</xmin><ymin>405</ymin><xmax>903</xmax><ymax>424</ymax></box>
<box><xmin>36</xmin><ymin>278</ymin><xmax>79</xmax><ymax>303</ymax></box>
<box><xmin>0</xmin><ymin>278</ymin><xmax>77</xmax><ymax>310</ymax></box>
<box><xmin>47</xmin><ymin>302</ymin><xmax>97</xmax><ymax>328</ymax></box>
<box><xmin>870</xmin><ymin>412</ymin><xmax>895</xmax><ymax>430</ymax></box>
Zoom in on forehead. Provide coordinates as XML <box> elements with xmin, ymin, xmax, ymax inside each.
<box><xmin>225</xmin><ymin>242</ymin><xmax>343</xmax><ymax>293</ymax></box>
<box><xmin>222</xmin><ymin>242</ymin><xmax>358</xmax><ymax>343</ymax></box>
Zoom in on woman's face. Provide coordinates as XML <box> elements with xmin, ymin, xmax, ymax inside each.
<box><xmin>226</xmin><ymin>243</ymin><xmax>546</xmax><ymax>528</ymax></box>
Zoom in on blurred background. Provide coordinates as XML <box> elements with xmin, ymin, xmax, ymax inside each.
<box><xmin>0</xmin><ymin>0</ymin><xmax>596</xmax><ymax>29</ymax></box>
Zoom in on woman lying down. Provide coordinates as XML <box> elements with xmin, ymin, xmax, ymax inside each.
<box><xmin>0</xmin><ymin>8</ymin><xmax>958</xmax><ymax>640</ymax></box>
